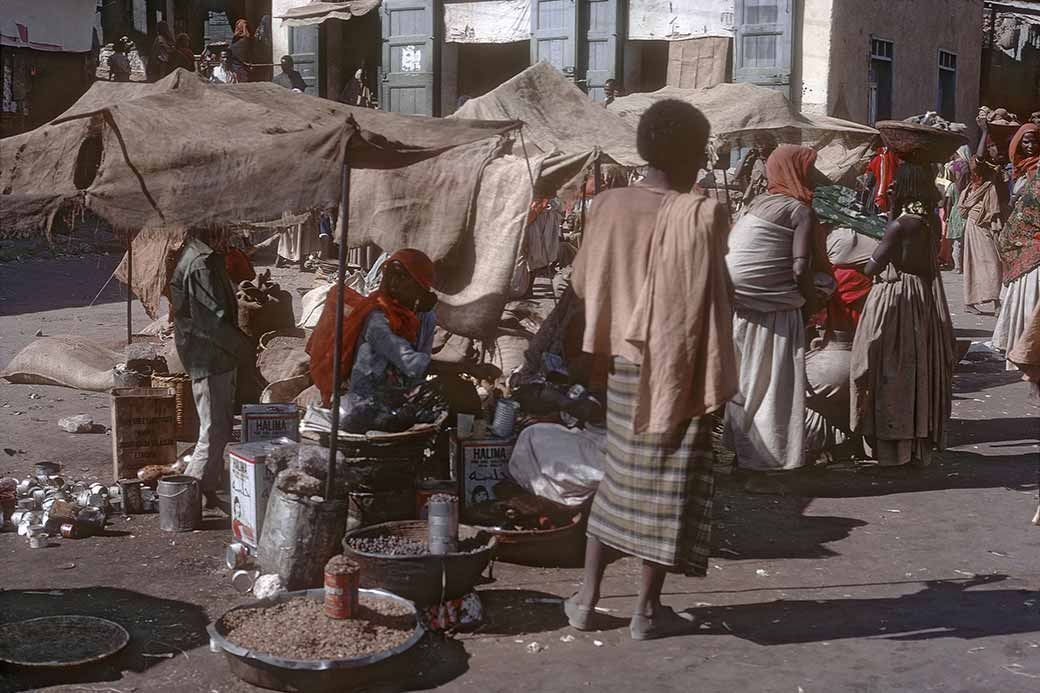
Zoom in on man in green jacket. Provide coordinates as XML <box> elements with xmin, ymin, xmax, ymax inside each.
<box><xmin>169</xmin><ymin>235</ymin><xmax>255</xmax><ymax>511</ymax></box>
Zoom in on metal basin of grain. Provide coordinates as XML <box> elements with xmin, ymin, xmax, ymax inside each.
<box><xmin>208</xmin><ymin>588</ymin><xmax>423</xmax><ymax>692</ymax></box>
<box><xmin>342</xmin><ymin>521</ymin><xmax>496</xmax><ymax>606</ymax></box>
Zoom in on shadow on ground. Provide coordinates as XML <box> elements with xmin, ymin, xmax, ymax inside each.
<box><xmin>688</xmin><ymin>574</ymin><xmax>1040</xmax><ymax>645</ymax></box>
<box><xmin>0</xmin><ymin>587</ymin><xmax>209</xmax><ymax>693</ymax></box>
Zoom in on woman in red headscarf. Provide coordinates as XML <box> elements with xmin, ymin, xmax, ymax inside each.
<box><xmin>724</xmin><ymin>145</ymin><xmax>820</xmax><ymax>492</ymax></box>
<box><xmin>307</xmin><ymin>249</ymin><xmax>438</xmax><ymax>430</ymax></box>
<box><xmin>1009</xmin><ymin>123</ymin><xmax>1039</xmax><ymax>202</ymax></box>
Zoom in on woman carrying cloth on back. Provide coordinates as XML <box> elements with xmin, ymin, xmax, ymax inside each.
<box><xmin>724</xmin><ymin>145</ymin><xmax>821</xmax><ymax>493</ymax></box>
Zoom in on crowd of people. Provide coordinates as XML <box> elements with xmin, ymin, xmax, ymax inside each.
<box><xmin>552</xmin><ymin>101</ymin><xmax>1040</xmax><ymax>639</ymax></box>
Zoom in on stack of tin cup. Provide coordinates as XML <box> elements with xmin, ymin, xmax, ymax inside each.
<box><xmin>427</xmin><ymin>493</ymin><xmax>459</xmax><ymax>555</ymax></box>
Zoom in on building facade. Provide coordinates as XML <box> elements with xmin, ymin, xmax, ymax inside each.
<box><xmin>795</xmin><ymin>0</ymin><xmax>984</xmax><ymax>135</ymax></box>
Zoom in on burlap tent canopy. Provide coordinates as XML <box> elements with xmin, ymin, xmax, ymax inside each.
<box><xmin>277</xmin><ymin>1</ymin><xmax>380</xmax><ymax>26</ymax></box>
<box><xmin>609</xmin><ymin>83</ymin><xmax>879</xmax><ymax>182</ymax></box>
<box><xmin>0</xmin><ymin>69</ymin><xmax>517</xmax><ymax>234</ymax></box>
<box><xmin>0</xmin><ymin>68</ymin><xmax>525</xmax><ymax>337</ymax></box>
<box><xmin>452</xmin><ymin>61</ymin><xmax>644</xmax><ymax>169</ymax></box>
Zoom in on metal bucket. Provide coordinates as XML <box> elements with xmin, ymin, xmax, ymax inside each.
<box><xmin>157</xmin><ymin>475</ymin><xmax>201</xmax><ymax>532</ymax></box>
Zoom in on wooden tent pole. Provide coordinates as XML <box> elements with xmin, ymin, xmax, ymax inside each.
<box><xmin>326</xmin><ymin>150</ymin><xmax>352</xmax><ymax>501</ymax></box>
<box><xmin>126</xmin><ymin>231</ymin><xmax>133</xmax><ymax>346</ymax></box>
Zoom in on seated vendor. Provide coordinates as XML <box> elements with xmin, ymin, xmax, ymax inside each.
<box><xmin>803</xmin><ymin>227</ymin><xmax>877</xmax><ymax>464</ymax></box>
<box><xmin>307</xmin><ymin>248</ymin><xmax>438</xmax><ymax>432</ymax></box>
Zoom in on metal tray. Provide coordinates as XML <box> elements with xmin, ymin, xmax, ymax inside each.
<box><xmin>0</xmin><ymin>615</ymin><xmax>130</xmax><ymax>667</ymax></box>
<box><xmin>208</xmin><ymin>588</ymin><xmax>424</xmax><ymax>692</ymax></box>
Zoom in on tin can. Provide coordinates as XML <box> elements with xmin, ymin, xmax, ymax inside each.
<box><xmin>28</xmin><ymin>531</ymin><xmax>48</xmax><ymax>549</ymax></box>
<box><xmin>10</xmin><ymin>510</ymin><xmax>28</xmax><ymax>528</ymax></box>
<box><xmin>324</xmin><ymin>556</ymin><xmax>360</xmax><ymax>619</ymax></box>
<box><xmin>48</xmin><ymin>476</ymin><xmax>66</xmax><ymax>489</ymax></box>
<box><xmin>16</xmin><ymin>478</ymin><xmax>36</xmax><ymax>497</ymax></box>
<box><xmin>231</xmin><ymin>569</ymin><xmax>259</xmax><ymax>594</ymax></box>
<box><xmin>428</xmin><ymin>494</ymin><xmax>459</xmax><ymax>555</ymax></box>
<box><xmin>118</xmin><ymin>479</ymin><xmax>144</xmax><ymax>515</ymax></box>
<box><xmin>31</xmin><ymin>488</ymin><xmax>47</xmax><ymax>508</ymax></box>
<box><xmin>75</xmin><ymin>506</ymin><xmax>107</xmax><ymax>534</ymax></box>
<box><xmin>60</xmin><ymin>522</ymin><xmax>85</xmax><ymax>539</ymax></box>
<box><xmin>225</xmin><ymin>542</ymin><xmax>255</xmax><ymax>570</ymax></box>
<box><xmin>33</xmin><ymin>462</ymin><xmax>61</xmax><ymax>480</ymax></box>
<box><xmin>89</xmin><ymin>483</ymin><xmax>106</xmax><ymax>496</ymax></box>
<box><xmin>491</xmin><ymin>398</ymin><xmax>520</xmax><ymax>439</ymax></box>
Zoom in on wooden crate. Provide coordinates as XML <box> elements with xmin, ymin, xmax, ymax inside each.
<box><xmin>111</xmin><ymin>387</ymin><xmax>177</xmax><ymax>481</ymax></box>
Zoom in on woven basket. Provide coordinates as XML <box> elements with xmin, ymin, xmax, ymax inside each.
<box><xmin>342</xmin><ymin>521</ymin><xmax>496</xmax><ymax>606</ymax></box>
<box><xmin>150</xmin><ymin>374</ymin><xmax>199</xmax><ymax>442</ymax></box>
<box><xmin>876</xmin><ymin>121</ymin><xmax>968</xmax><ymax>164</ymax></box>
<box><xmin>483</xmin><ymin>511</ymin><xmax>587</xmax><ymax>568</ymax></box>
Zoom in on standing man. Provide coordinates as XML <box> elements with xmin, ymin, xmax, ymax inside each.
<box><xmin>273</xmin><ymin>55</ymin><xmax>307</xmax><ymax>91</ymax></box>
<box><xmin>169</xmin><ymin>233</ymin><xmax>255</xmax><ymax>512</ymax></box>
<box><xmin>566</xmin><ymin>100</ymin><xmax>737</xmax><ymax>640</ymax></box>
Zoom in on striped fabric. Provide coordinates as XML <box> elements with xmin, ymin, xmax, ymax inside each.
<box><xmin>587</xmin><ymin>358</ymin><xmax>716</xmax><ymax>576</ymax></box>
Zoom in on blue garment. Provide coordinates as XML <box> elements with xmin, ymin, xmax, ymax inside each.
<box><xmin>341</xmin><ymin>309</ymin><xmax>436</xmax><ymax>427</ymax></box>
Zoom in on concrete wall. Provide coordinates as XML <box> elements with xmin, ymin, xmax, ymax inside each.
<box><xmin>270</xmin><ymin>0</ymin><xmax>296</xmax><ymax>69</ymax></box>
<box><xmin>794</xmin><ymin>0</ymin><xmax>834</xmax><ymax>116</ymax></box>
<box><xmin>822</xmin><ymin>0</ymin><xmax>983</xmax><ymax>135</ymax></box>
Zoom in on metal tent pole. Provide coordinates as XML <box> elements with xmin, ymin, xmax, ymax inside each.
<box><xmin>593</xmin><ymin>155</ymin><xmax>602</xmax><ymax>195</ymax></box>
<box><xmin>325</xmin><ymin>150</ymin><xmax>352</xmax><ymax>501</ymax></box>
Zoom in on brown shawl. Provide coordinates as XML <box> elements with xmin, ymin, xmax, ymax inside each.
<box><xmin>624</xmin><ymin>192</ymin><xmax>738</xmax><ymax>434</ymax></box>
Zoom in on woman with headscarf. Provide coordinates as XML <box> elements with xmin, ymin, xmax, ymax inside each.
<box><xmin>1008</xmin><ymin>123</ymin><xmax>1039</xmax><ymax>203</ymax></box>
<box><xmin>960</xmin><ymin>128</ymin><xmax>1010</xmax><ymax>315</ymax></box>
<box><xmin>306</xmin><ymin>249</ymin><xmax>438</xmax><ymax>432</ymax></box>
<box><xmin>724</xmin><ymin>145</ymin><xmax>820</xmax><ymax>492</ymax></box>
<box><xmin>850</xmin><ymin>162</ymin><xmax>955</xmax><ymax>474</ymax></box>
<box><xmin>942</xmin><ymin>146</ymin><xmax>972</xmax><ymax>274</ymax></box>
<box><xmin>992</xmin><ymin>151</ymin><xmax>1040</xmax><ymax>370</ymax></box>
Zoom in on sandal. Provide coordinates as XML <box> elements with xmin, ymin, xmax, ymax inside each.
<box><xmin>564</xmin><ymin>594</ymin><xmax>598</xmax><ymax>631</ymax></box>
<box><xmin>630</xmin><ymin>606</ymin><xmax>697</xmax><ymax>641</ymax></box>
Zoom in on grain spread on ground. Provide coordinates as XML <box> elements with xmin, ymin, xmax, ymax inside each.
<box><xmin>221</xmin><ymin>596</ymin><xmax>414</xmax><ymax>660</ymax></box>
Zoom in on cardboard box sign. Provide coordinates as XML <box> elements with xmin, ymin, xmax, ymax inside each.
<box><xmin>460</xmin><ymin>438</ymin><xmax>515</xmax><ymax>508</ymax></box>
<box><xmin>229</xmin><ymin>441</ymin><xmax>284</xmax><ymax>550</ymax></box>
<box><xmin>241</xmin><ymin>404</ymin><xmax>300</xmax><ymax>443</ymax></box>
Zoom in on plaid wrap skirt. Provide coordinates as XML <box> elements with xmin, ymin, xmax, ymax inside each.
<box><xmin>586</xmin><ymin>358</ymin><xmax>716</xmax><ymax>576</ymax></box>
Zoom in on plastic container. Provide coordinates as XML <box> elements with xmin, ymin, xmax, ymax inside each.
<box><xmin>157</xmin><ymin>475</ymin><xmax>201</xmax><ymax>532</ymax></box>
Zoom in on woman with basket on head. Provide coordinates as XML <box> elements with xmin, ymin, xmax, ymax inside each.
<box><xmin>850</xmin><ymin>162</ymin><xmax>955</xmax><ymax>474</ymax></box>
<box><xmin>960</xmin><ymin>124</ymin><xmax>1011</xmax><ymax>315</ymax></box>
<box><xmin>992</xmin><ymin>124</ymin><xmax>1040</xmax><ymax>370</ymax></box>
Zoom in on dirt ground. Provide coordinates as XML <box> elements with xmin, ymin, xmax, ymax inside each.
<box><xmin>1</xmin><ymin>251</ymin><xmax>1038</xmax><ymax>693</ymax></box>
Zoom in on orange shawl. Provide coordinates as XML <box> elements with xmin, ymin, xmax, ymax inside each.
<box><xmin>307</xmin><ymin>249</ymin><xmax>434</xmax><ymax>405</ymax></box>
<box><xmin>1010</xmin><ymin>123</ymin><xmax>1039</xmax><ymax>181</ymax></box>
<box><xmin>766</xmin><ymin>145</ymin><xmax>818</xmax><ymax>206</ymax></box>
<box><xmin>307</xmin><ymin>290</ymin><xmax>420</xmax><ymax>406</ymax></box>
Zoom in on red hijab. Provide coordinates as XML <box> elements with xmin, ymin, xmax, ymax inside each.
<box><xmin>766</xmin><ymin>145</ymin><xmax>818</xmax><ymax>205</ymax></box>
<box><xmin>1009</xmin><ymin>123</ymin><xmax>1039</xmax><ymax>181</ymax></box>
<box><xmin>308</xmin><ymin>249</ymin><xmax>436</xmax><ymax>405</ymax></box>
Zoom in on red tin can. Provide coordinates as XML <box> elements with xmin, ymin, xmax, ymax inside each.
<box><xmin>323</xmin><ymin>555</ymin><xmax>360</xmax><ymax>619</ymax></box>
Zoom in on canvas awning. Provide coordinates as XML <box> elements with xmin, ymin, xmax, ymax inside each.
<box><xmin>451</xmin><ymin>62</ymin><xmax>644</xmax><ymax>167</ymax></box>
<box><xmin>277</xmin><ymin>1</ymin><xmax>381</xmax><ymax>27</ymax></box>
<box><xmin>0</xmin><ymin>69</ymin><xmax>518</xmax><ymax>235</ymax></box>
<box><xmin>0</xmin><ymin>69</ymin><xmax>529</xmax><ymax>338</ymax></box>
<box><xmin>609</xmin><ymin>82</ymin><xmax>878</xmax><ymax>182</ymax></box>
